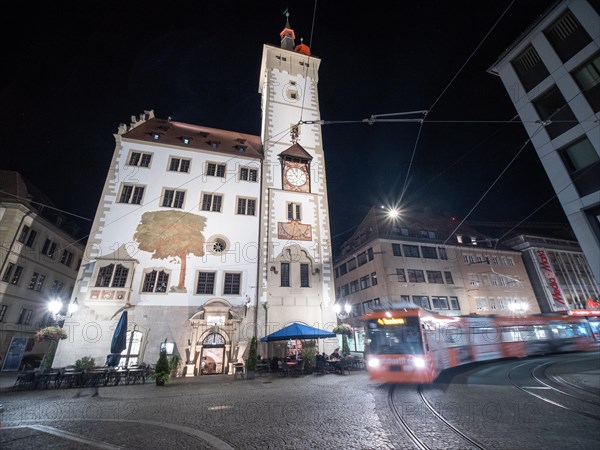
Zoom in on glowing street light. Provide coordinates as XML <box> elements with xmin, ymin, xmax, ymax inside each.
<box><xmin>333</xmin><ymin>303</ymin><xmax>352</xmax><ymax>318</ymax></box>
<box><xmin>508</xmin><ymin>301</ymin><xmax>528</xmax><ymax>315</ymax></box>
<box><xmin>47</xmin><ymin>297</ymin><xmax>79</xmax><ymax>321</ymax></box>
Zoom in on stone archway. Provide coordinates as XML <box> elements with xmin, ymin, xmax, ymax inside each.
<box><xmin>187</xmin><ymin>298</ymin><xmax>243</xmax><ymax>376</ymax></box>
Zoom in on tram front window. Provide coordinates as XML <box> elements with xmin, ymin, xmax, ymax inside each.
<box><xmin>367</xmin><ymin>317</ymin><xmax>424</xmax><ymax>355</ymax></box>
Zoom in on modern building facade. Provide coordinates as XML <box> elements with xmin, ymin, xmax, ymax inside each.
<box><xmin>333</xmin><ymin>208</ymin><xmax>540</xmax><ymax>352</ymax></box>
<box><xmin>52</xmin><ymin>17</ymin><xmax>337</xmax><ymax>374</ymax></box>
<box><xmin>488</xmin><ymin>0</ymin><xmax>600</xmax><ymax>281</ymax></box>
<box><xmin>0</xmin><ymin>171</ymin><xmax>84</xmax><ymax>371</ymax></box>
<box><xmin>504</xmin><ymin>233</ymin><xmax>599</xmax><ymax>312</ymax></box>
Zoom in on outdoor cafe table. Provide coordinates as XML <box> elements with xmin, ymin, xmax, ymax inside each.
<box><xmin>326</xmin><ymin>359</ymin><xmax>341</xmax><ymax>372</ymax></box>
<box><xmin>256</xmin><ymin>362</ymin><xmax>270</xmax><ymax>375</ymax></box>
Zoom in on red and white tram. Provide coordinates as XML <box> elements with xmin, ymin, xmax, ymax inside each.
<box><xmin>363</xmin><ymin>304</ymin><xmax>596</xmax><ymax>384</ymax></box>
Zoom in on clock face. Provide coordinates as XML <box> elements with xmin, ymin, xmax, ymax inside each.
<box><xmin>285</xmin><ymin>167</ymin><xmax>307</xmax><ymax>187</ymax></box>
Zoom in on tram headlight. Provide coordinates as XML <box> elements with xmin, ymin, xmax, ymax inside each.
<box><xmin>367</xmin><ymin>357</ymin><xmax>380</xmax><ymax>368</ymax></box>
<box><xmin>412</xmin><ymin>356</ymin><xmax>426</xmax><ymax>369</ymax></box>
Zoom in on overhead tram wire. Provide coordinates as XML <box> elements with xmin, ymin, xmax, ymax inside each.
<box><xmin>450</xmin><ymin>84</ymin><xmax>595</xmax><ymax>247</ymax></box>
<box><xmin>303</xmin><ymin>0</ymin><xmax>518</xmax><ymax>212</ymax></box>
<box><xmin>441</xmin><ymin>123</ymin><xmax>546</xmax><ymax>246</ymax></box>
<box><xmin>0</xmin><ymin>191</ymin><xmax>92</xmax><ymax>221</ymax></box>
<box><xmin>492</xmin><ymin>159</ymin><xmax>600</xmax><ymax>249</ymax></box>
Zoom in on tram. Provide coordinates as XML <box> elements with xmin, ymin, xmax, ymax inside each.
<box><xmin>363</xmin><ymin>303</ymin><xmax>596</xmax><ymax>384</ymax></box>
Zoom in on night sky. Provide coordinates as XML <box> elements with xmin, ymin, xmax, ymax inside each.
<box><xmin>3</xmin><ymin>1</ymin><xmax>566</xmax><ymax>251</ymax></box>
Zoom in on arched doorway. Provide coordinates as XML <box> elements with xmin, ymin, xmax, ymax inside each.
<box><xmin>200</xmin><ymin>333</ymin><xmax>225</xmax><ymax>375</ymax></box>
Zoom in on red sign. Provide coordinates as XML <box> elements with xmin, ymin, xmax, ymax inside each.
<box><xmin>537</xmin><ymin>250</ymin><xmax>564</xmax><ymax>306</ymax></box>
<box><xmin>586</xmin><ymin>299</ymin><xmax>600</xmax><ymax>309</ymax></box>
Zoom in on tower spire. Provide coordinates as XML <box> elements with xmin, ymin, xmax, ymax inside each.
<box><xmin>280</xmin><ymin>9</ymin><xmax>296</xmax><ymax>50</ymax></box>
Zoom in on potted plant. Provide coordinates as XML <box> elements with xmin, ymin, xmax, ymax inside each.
<box><xmin>75</xmin><ymin>356</ymin><xmax>96</xmax><ymax>372</ymax></box>
<box><xmin>153</xmin><ymin>346</ymin><xmax>170</xmax><ymax>386</ymax></box>
<box><xmin>245</xmin><ymin>336</ymin><xmax>257</xmax><ymax>380</ymax></box>
<box><xmin>35</xmin><ymin>325</ymin><xmax>68</xmax><ymax>369</ymax></box>
<box><xmin>169</xmin><ymin>355</ymin><xmax>181</xmax><ymax>378</ymax></box>
<box><xmin>301</xmin><ymin>340</ymin><xmax>317</xmax><ymax>374</ymax></box>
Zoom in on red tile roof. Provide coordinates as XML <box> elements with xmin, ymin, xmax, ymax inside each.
<box><xmin>278</xmin><ymin>143</ymin><xmax>313</xmax><ymax>160</ymax></box>
<box><xmin>122</xmin><ymin>117</ymin><xmax>263</xmax><ymax>160</ymax></box>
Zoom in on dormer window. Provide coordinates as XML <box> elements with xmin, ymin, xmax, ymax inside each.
<box><xmin>153</xmin><ymin>133</ymin><xmax>160</xmax><ymax>140</ymax></box>
<box><xmin>182</xmin><ymin>137</ymin><xmax>191</xmax><ymax>145</ymax></box>
<box><xmin>207</xmin><ymin>141</ymin><xmax>220</xmax><ymax>149</ymax></box>
<box><xmin>236</xmin><ymin>145</ymin><xmax>247</xmax><ymax>153</ymax></box>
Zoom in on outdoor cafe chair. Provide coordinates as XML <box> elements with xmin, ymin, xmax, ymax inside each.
<box><xmin>336</xmin><ymin>359</ymin><xmax>351</xmax><ymax>375</ymax></box>
<box><xmin>233</xmin><ymin>363</ymin><xmax>245</xmax><ymax>379</ymax></box>
<box><xmin>291</xmin><ymin>359</ymin><xmax>304</xmax><ymax>377</ymax></box>
<box><xmin>13</xmin><ymin>371</ymin><xmax>35</xmax><ymax>390</ymax></box>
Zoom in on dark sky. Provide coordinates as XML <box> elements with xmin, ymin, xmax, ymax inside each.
<box><xmin>3</xmin><ymin>1</ymin><xmax>567</xmax><ymax>251</ymax></box>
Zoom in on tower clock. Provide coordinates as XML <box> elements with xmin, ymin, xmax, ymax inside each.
<box><xmin>279</xmin><ymin>143</ymin><xmax>312</xmax><ymax>193</ymax></box>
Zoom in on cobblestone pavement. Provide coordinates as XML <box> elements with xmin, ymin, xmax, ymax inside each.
<box><xmin>1</xmin><ymin>352</ymin><xmax>599</xmax><ymax>449</ymax></box>
<box><xmin>1</xmin><ymin>371</ymin><xmax>397</xmax><ymax>450</ymax></box>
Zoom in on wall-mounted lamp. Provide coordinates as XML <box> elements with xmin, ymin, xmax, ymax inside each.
<box><xmin>270</xmin><ymin>266</ymin><xmax>279</xmax><ymax>274</ymax></box>
<box><xmin>48</xmin><ymin>297</ymin><xmax>79</xmax><ymax>321</ymax></box>
<box><xmin>333</xmin><ymin>303</ymin><xmax>352</xmax><ymax>319</ymax></box>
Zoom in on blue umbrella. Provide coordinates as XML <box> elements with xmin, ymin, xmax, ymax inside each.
<box><xmin>260</xmin><ymin>322</ymin><xmax>336</xmax><ymax>342</ymax></box>
<box><xmin>106</xmin><ymin>311</ymin><xmax>128</xmax><ymax>367</ymax></box>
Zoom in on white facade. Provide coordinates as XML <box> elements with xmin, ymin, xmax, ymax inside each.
<box><xmin>488</xmin><ymin>0</ymin><xmax>600</xmax><ymax>281</ymax></box>
<box><xmin>53</xmin><ymin>113</ymin><xmax>263</xmax><ymax>373</ymax></box>
<box><xmin>53</xmin><ymin>18</ymin><xmax>338</xmax><ymax>372</ymax></box>
<box><xmin>0</xmin><ymin>171</ymin><xmax>84</xmax><ymax>371</ymax></box>
<box><xmin>256</xmin><ymin>40</ymin><xmax>338</xmax><ymax>347</ymax></box>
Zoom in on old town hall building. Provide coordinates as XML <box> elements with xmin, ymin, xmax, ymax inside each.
<box><xmin>53</xmin><ymin>17</ymin><xmax>338</xmax><ymax>375</ymax></box>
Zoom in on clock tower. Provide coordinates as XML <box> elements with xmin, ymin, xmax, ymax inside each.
<box><xmin>256</xmin><ymin>13</ymin><xmax>336</xmax><ymax>345</ymax></box>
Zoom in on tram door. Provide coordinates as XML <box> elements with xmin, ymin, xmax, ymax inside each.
<box><xmin>201</xmin><ymin>333</ymin><xmax>225</xmax><ymax>375</ymax></box>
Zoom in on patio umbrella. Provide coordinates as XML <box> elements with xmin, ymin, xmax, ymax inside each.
<box><xmin>260</xmin><ymin>322</ymin><xmax>336</xmax><ymax>342</ymax></box>
<box><xmin>106</xmin><ymin>311</ymin><xmax>128</xmax><ymax>367</ymax></box>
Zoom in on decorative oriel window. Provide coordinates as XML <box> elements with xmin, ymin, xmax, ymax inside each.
<box><xmin>96</xmin><ymin>264</ymin><xmax>129</xmax><ymax>288</ymax></box>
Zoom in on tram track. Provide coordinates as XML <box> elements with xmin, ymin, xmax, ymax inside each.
<box><xmin>506</xmin><ymin>358</ymin><xmax>600</xmax><ymax>421</ymax></box>
<box><xmin>531</xmin><ymin>361</ymin><xmax>600</xmax><ymax>407</ymax></box>
<box><xmin>387</xmin><ymin>384</ymin><xmax>487</xmax><ymax>450</ymax></box>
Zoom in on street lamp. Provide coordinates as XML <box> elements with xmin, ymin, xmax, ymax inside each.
<box><xmin>333</xmin><ymin>303</ymin><xmax>352</xmax><ymax>318</ymax></box>
<box><xmin>48</xmin><ymin>297</ymin><xmax>79</xmax><ymax>322</ymax></box>
<box><xmin>508</xmin><ymin>301</ymin><xmax>528</xmax><ymax>316</ymax></box>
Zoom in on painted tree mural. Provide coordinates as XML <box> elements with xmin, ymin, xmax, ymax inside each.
<box><xmin>134</xmin><ymin>211</ymin><xmax>206</xmax><ymax>292</ymax></box>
